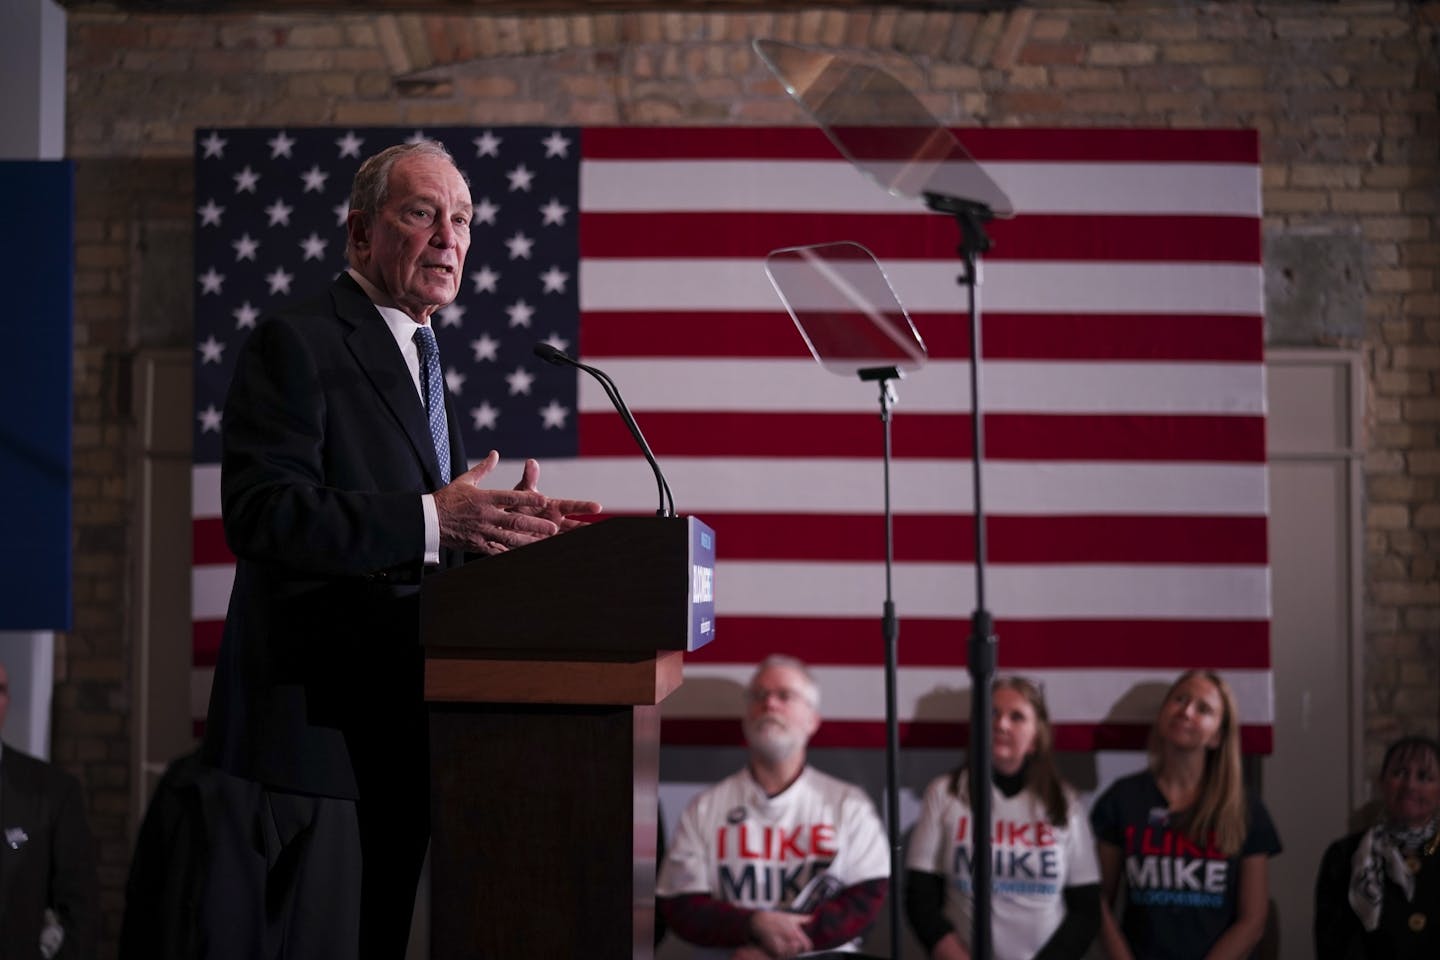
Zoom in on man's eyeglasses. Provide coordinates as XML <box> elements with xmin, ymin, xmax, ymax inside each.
<box><xmin>746</xmin><ymin>687</ymin><xmax>812</xmax><ymax>706</ymax></box>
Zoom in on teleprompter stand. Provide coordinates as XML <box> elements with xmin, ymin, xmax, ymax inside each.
<box><xmin>764</xmin><ymin>240</ymin><xmax>926</xmax><ymax>960</ymax></box>
<box><xmin>757</xmin><ymin>37</ymin><xmax>1015</xmax><ymax>960</ymax></box>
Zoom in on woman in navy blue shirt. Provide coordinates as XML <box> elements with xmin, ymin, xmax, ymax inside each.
<box><xmin>1090</xmin><ymin>670</ymin><xmax>1280</xmax><ymax>960</ymax></box>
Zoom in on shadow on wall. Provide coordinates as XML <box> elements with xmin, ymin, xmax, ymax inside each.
<box><xmin>661</xmin><ymin>675</ymin><xmax>746</xmax><ymax>725</ymax></box>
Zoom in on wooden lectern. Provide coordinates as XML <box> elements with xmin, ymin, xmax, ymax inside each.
<box><xmin>421</xmin><ymin>516</ymin><xmax>715</xmax><ymax>958</ymax></box>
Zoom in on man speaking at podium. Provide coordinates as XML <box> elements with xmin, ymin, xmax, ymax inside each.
<box><xmin>201</xmin><ymin>140</ymin><xmax>600</xmax><ymax>959</ymax></box>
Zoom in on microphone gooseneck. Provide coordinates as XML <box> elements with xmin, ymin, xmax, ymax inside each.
<box><xmin>532</xmin><ymin>342</ymin><xmax>676</xmax><ymax>518</ymax></box>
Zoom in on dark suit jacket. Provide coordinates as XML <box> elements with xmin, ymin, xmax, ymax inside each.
<box><xmin>0</xmin><ymin>746</ymin><xmax>99</xmax><ymax>959</ymax></box>
<box><xmin>202</xmin><ymin>273</ymin><xmax>468</xmax><ymax>802</ymax></box>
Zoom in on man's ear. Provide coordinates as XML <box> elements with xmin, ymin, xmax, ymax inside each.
<box><xmin>803</xmin><ymin>710</ymin><xmax>821</xmax><ymax>740</ymax></box>
<box><xmin>347</xmin><ymin>210</ymin><xmax>370</xmax><ymax>258</ymax></box>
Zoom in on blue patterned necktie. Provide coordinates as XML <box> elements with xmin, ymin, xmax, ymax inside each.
<box><xmin>413</xmin><ymin>324</ymin><xmax>451</xmax><ymax>485</ymax></box>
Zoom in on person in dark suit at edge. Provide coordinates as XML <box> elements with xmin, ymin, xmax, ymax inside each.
<box><xmin>0</xmin><ymin>660</ymin><xmax>99</xmax><ymax>959</ymax></box>
<box><xmin>200</xmin><ymin>139</ymin><xmax>601</xmax><ymax>959</ymax></box>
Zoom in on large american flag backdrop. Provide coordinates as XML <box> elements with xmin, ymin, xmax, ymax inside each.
<box><xmin>192</xmin><ymin>125</ymin><xmax>1271</xmax><ymax>752</ymax></box>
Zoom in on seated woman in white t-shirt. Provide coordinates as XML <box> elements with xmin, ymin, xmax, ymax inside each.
<box><xmin>905</xmin><ymin>676</ymin><xmax>1101</xmax><ymax>960</ymax></box>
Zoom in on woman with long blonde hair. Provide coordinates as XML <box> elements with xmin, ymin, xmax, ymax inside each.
<box><xmin>1090</xmin><ymin>670</ymin><xmax>1281</xmax><ymax>960</ymax></box>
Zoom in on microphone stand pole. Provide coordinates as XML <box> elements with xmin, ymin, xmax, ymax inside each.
<box><xmin>857</xmin><ymin>363</ymin><xmax>903</xmax><ymax>960</ymax></box>
<box><xmin>924</xmin><ymin>191</ymin><xmax>997</xmax><ymax>960</ymax></box>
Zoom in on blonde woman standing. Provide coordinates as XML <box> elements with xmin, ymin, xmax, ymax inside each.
<box><xmin>1090</xmin><ymin>670</ymin><xmax>1281</xmax><ymax>960</ymax></box>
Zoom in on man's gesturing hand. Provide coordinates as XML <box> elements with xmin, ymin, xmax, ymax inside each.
<box><xmin>511</xmin><ymin>457</ymin><xmax>603</xmax><ymax>532</ymax></box>
<box><xmin>434</xmin><ymin>452</ymin><xmax>559</xmax><ymax>555</ymax></box>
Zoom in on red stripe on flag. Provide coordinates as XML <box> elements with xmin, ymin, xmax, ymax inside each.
<box><xmin>194</xmin><ymin>512</ymin><xmax>1267</xmax><ymax>574</ymax></box>
<box><xmin>696</xmin><ymin>514</ymin><xmax>1268</xmax><ymax>564</ymax></box>
<box><xmin>686</xmin><ymin>617</ymin><xmax>1271</xmax><ymax>669</ymax></box>
<box><xmin>661</xmin><ymin>719</ymin><xmax>1273</xmax><ymax>752</ymax></box>
<box><xmin>194</xmin><ymin>618</ymin><xmax>223</xmax><ymax>667</ymax></box>
<box><xmin>582</xmin><ymin>127</ymin><xmax>1261</xmax><ymax>164</ymax></box>
<box><xmin>579</xmin><ymin>412</ymin><xmax>1267</xmax><ymax>461</ymax></box>
<box><xmin>581</xmin><ymin>312</ymin><xmax>1265</xmax><ymax>363</ymax></box>
<box><xmin>194</xmin><ymin>517</ymin><xmax>231</xmax><ymax>565</ymax></box>
<box><xmin>581</xmin><ymin>212</ymin><xmax>1261</xmax><ymax>263</ymax></box>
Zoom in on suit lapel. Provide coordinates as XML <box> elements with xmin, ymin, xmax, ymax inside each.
<box><xmin>330</xmin><ymin>275</ymin><xmax>448</xmax><ymax>490</ymax></box>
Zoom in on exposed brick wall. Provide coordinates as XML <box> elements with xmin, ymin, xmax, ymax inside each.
<box><xmin>63</xmin><ymin>2</ymin><xmax>1438</xmax><ymax>952</ymax></box>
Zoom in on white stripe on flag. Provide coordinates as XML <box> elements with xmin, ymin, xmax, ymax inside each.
<box><xmin>577</xmin><ymin>360</ymin><xmax>1267</xmax><ymax>415</ymax></box>
<box><xmin>579</xmin><ymin>260</ymin><xmax>1265</xmax><ymax>315</ymax></box>
<box><xmin>193</xmin><ymin>565</ymin><xmax>233</xmax><ymax>620</ymax></box>
<box><xmin>581</xmin><ymin>160</ymin><xmax>1263</xmax><ymax>216</ymax></box>
<box><xmin>522</xmin><ymin>460</ymin><xmax>1269</xmax><ymax>516</ymax></box>
<box><xmin>193</xmin><ymin>559</ymin><xmax>1269</xmax><ymax>622</ymax></box>
<box><xmin>193</xmin><ymin>461</ymin><xmax>1268</xmax><ymax>518</ymax></box>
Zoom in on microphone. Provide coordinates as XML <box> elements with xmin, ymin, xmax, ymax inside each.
<box><xmin>533</xmin><ymin>342</ymin><xmax>675</xmax><ymax>518</ymax></box>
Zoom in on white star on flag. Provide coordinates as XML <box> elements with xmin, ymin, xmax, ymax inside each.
<box><xmin>541</xmin><ymin>333</ymin><xmax>570</xmax><ymax>354</ymax></box>
<box><xmin>542</xmin><ymin>131</ymin><xmax>571</xmax><ymax>158</ymax></box>
<box><xmin>437</xmin><ymin>303</ymin><xmax>466</xmax><ymax>327</ymax></box>
<box><xmin>505</xmin><ymin>232</ymin><xmax>534</xmax><ymax>260</ymax></box>
<box><xmin>505</xmin><ymin>367</ymin><xmax>535</xmax><ymax>396</ymax></box>
<box><xmin>233</xmin><ymin>166</ymin><xmax>260</xmax><ymax>193</ymax></box>
<box><xmin>474</xmin><ymin>199</ymin><xmax>499</xmax><ymax>225</ymax></box>
<box><xmin>233</xmin><ymin>302</ymin><xmax>260</xmax><ymax>329</ymax></box>
<box><xmin>198</xmin><ymin>199</ymin><xmax>225</xmax><ymax>226</ymax></box>
<box><xmin>265</xmin><ymin>199</ymin><xmax>293</xmax><ymax>226</ymax></box>
<box><xmin>540</xmin><ymin>267</ymin><xmax>569</xmax><ymax>294</ymax></box>
<box><xmin>265</xmin><ymin>267</ymin><xmax>294</xmax><ymax>295</ymax></box>
<box><xmin>198</xmin><ymin>268</ymin><xmax>225</xmax><ymax>295</ymax></box>
<box><xmin>267</xmin><ymin>131</ymin><xmax>296</xmax><ymax>158</ymax></box>
<box><xmin>232</xmin><ymin>234</ymin><xmax>259</xmax><ymax>261</ymax></box>
<box><xmin>506</xmin><ymin>165</ymin><xmax>535</xmax><ymax>192</ymax></box>
<box><xmin>333</xmin><ymin>201</ymin><xmax>350</xmax><ymax>227</ymax></box>
<box><xmin>200</xmin><ymin>131</ymin><xmax>227</xmax><ymax>158</ymax></box>
<box><xmin>470</xmin><ymin>401</ymin><xmax>499</xmax><ymax>430</ymax></box>
<box><xmin>197</xmin><ymin>405</ymin><xmax>223</xmax><ymax>433</ymax></box>
<box><xmin>539</xmin><ymin>400</ymin><xmax>570</xmax><ymax>430</ymax></box>
<box><xmin>197</xmin><ymin>335</ymin><xmax>226</xmax><ymax>364</ymax></box>
<box><xmin>470</xmin><ymin>266</ymin><xmax>499</xmax><ymax>293</ymax></box>
<box><xmin>299</xmin><ymin>233</ymin><xmax>328</xmax><ymax>261</ymax></box>
<box><xmin>539</xmin><ymin>199</ymin><xmax>569</xmax><ymax>225</ymax></box>
<box><xmin>300</xmin><ymin>165</ymin><xmax>329</xmax><ymax>193</ymax></box>
<box><xmin>445</xmin><ymin>367</ymin><xmax>466</xmax><ymax>394</ymax></box>
<box><xmin>336</xmin><ymin>131</ymin><xmax>364</xmax><ymax>158</ymax></box>
<box><xmin>473</xmin><ymin>131</ymin><xmax>501</xmax><ymax>157</ymax></box>
<box><xmin>505</xmin><ymin>301</ymin><xmax>535</xmax><ymax>328</ymax></box>
<box><xmin>407</xmin><ymin>130</ymin><xmax>428</xmax><ymax>144</ymax></box>
<box><xmin>470</xmin><ymin>334</ymin><xmax>500</xmax><ymax>362</ymax></box>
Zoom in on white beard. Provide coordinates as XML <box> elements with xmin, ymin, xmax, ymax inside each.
<box><xmin>745</xmin><ymin>716</ymin><xmax>806</xmax><ymax>765</ymax></box>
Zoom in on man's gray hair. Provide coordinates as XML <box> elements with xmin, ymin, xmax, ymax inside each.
<box><xmin>345</xmin><ymin>140</ymin><xmax>467</xmax><ymax>266</ymax></box>
<box><xmin>747</xmin><ymin>654</ymin><xmax>820</xmax><ymax>709</ymax></box>
<box><xmin>348</xmin><ymin>139</ymin><xmax>461</xmax><ymax>216</ymax></box>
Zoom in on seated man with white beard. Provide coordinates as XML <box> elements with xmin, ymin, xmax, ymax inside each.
<box><xmin>657</xmin><ymin>655</ymin><xmax>890</xmax><ymax>959</ymax></box>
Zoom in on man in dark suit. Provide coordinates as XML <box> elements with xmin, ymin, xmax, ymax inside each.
<box><xmin>0</xmin><ymin>661</ymin><xmax>99</xmax><ymax>959</ymax></box>
<box><xmin>202</xmin><ymin>140</ymin><xmax>601</xmax><ymax>959</ymax></box>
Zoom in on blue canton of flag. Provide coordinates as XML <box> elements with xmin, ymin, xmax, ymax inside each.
<box><xmin>192</xmin><ymin>126</ymin><xmax>582</xmax><ymax>466</ymax></box>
